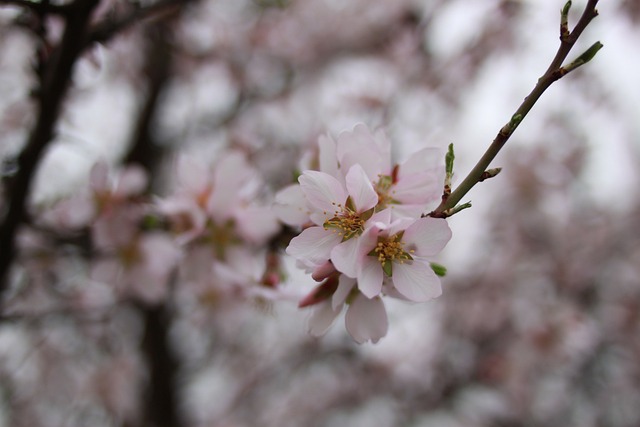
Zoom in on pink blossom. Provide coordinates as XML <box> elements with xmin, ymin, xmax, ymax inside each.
<box><xmin>161</xmin><ymin>151</ymin><xmax>280</xmax><ymax>246</ymax></box>
<box><xmin>40</xmin><ymin>161</ymin><xmax>148</xmax><ymax>230</ymax></box>
<box><xmin>356</xmin><ymin>216</ymin><xmax>452</xmax><ymax>302</ymax></box>
<box><xmin>91</xmin><ymin>232</ymin><xmax>181</xmax><ymax>305</ymax></box>
<box><xmin>286</xmin><ymin>163</ymin><xmax>378</xmax><ymax>270</ymax></box>
<box><xmin>305</xmin><ymin>275</ymin><xmax>389</xmax><ymax>344</ymax></box>
<box><xmin>90</xmin><ymin>161</ymin><xmax>148</xmax><ymax>214</ymax></box>
<box><xmin>273</xmin><ymin>184</ymin><xmax>309</xmax><ymax>227</ymax></box>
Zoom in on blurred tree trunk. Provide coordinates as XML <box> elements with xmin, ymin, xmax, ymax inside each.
<box><xmin>127</xmin><ymin>17</ymin><xmax>181</xmax><ymax>427</ymax></box>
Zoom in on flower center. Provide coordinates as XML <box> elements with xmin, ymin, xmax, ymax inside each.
<box><xmin>370</xmin><ymin>234</ymin><xmax>414</xmax><ymax>276</ymax></box>
<box><xmin>324</xmin><ymin>203</ymin><xmax>365</xmax><ymax>240</ymax></box>
<box><xmin>375</xmin><ymin>174</ymin><xmax>396</xmax><ymax>210</ymax></box>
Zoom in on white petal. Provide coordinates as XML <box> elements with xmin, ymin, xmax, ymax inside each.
<box><xmin>403</xmin><ymin>218</ymin><xmax>452</xmax><ymax>257</ymax></box>
<box><xmin>392</xmin><ymin>172</ymin><xmax>440</xmax><ymax>205</ymax></box>
<box><xmin>330</xmin><ymin>238</ymin><xmax>360</xmax><ymax>278</ymax></box>
<box><xmin>273</xmin><ymin>184</ymin><xmax>309</xmax><ymax>226</ymax></box>
<box><xmin>115</xmin><ymin>165</ymin><xmax>148</xmax><ymax>196</ymax></box>
<box><xmin>345</xmin><ymin>164</ymin><xmax>378</xmax><ymax>213</ymax></box>
<box><xmin>392</xmin><ymin>260</ymin><xmax>442</xmax><ymax>302</ymax></box>
<box><xmin>308</xmin><ymin>300</ymin><xmax>341</xmax><ymax>336</ymax></box>
<box><xmin>399</xmin><ymin>147</ymin><xmax>442</xmax><ymax>176</ymax></box>
<box><xmin>369</xmin><ymin>209</ymin><xmax>392</xmax><ymax>229</ymax></box>
<box><xmin>214</xmin><ymin>151</ymin><xmax>254</xmax><ymax>190</ymax></box>
<box><xmin>318</xmin><ymin>134</ymin><xmax>340</xmax><ymax>180</ymax></box>
<box><xmin>357</xmin><ymin>257</ymin><xmax>383</xmax><ymax>298</ymax></box>
<box><xmin>235</xmin><ymin>206</ymin><xmax>281</xmax><ymax>244</ymax></box>
<box><xmin>176</xmin><ymin>155</ymin><xmax>209</xmax><ymax>191</ymax></box>
<box><xmin>354</xmin><ymin>224</ymin><xmax>382</xmax><ymax>264</ymax></box>
<box><xmin>336</xmin><ymin>124</ymin><xmax>390</xmax><ymax>181</ymax></box>
<box><xmin>89</xmin><ymin>161</ymin><xmax>109</xmax><ymax>191</ymax></box>
<box><xmin>386</xmin><ymin>217</ymin><xmax>416</xmax><ymax>237</ymax></box>
<box><xmin>299</xmin><ymin>171</ymin><xmax>347</xmax><ymax>216</ymax></box>
<box><xmin>388</xmin><ymin>204</ymin><xmax>427</xmax><ymax>221</ymax></box>
<box><xmin>286</xmin><ymin>226</ymin><xmax>342</xmax><ymax>265</ymax></box>
<box><xmin>345</xmin><ymin>294</ymin><xmax>388</xmax><ymax>344</ymax></box>
<box><xmin>333</xmin><ymin>275</ymin><xmax>356</xmax><ymax>309</ymax></box>
<box><xmin>311</xmin><ymin>261</ymin><xmax>337</xmax><ymax>282</ymax></box>
<box><xmin>209</xmin><ymin>151</ymin><xmax>257</xmax><ymax>219</ymax></box>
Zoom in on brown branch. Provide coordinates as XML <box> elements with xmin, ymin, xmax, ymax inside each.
<box><xmin>88</xmin><ymin>0</ymin><xmax>197</xmax><ymax>47</ymax></box>
<box><xmin>124</xmin><ymin>18</ymin><xmax>183</xmax><ymax>427</ymax></box>
<box><xmin>0</xmin><ymin>0</ymin><xmax>100</xmax><ymax>295</ymax></box>
<box><xmin>0</xmin><ymin>0</ymin><xmax>68</xmax><ymax>15</ymax></box>
<box><xmin>431</xmin><ymin>0</ymin><xmax>601</xmax><ymax>217</ymax></box>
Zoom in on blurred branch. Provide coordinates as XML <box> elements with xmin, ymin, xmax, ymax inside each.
<box><xmin>0</xmin><ymin>0</ymin><xmax>198</xmax><ymax>300</ymax></box>
<box><xmin>431</xmin><ymin>0</ymin><xmax>601</xmax><ymax>217</ymax></box>
<box><xmin>0</xmin><ymin>0</ymin><xmax>100</xmax><ymax>296</ymax></box>
<box><xmin>140</xmin><ymin>302</ymin><xmax>180</xmax><ymax>427</ymax></box>
<box><xmin>88</xmin><ymin>0</ymin><xmax>198</xmax><ymax>46</ymax></box>
<box><xmin>0</xmin><ymin>0</ymin><xmax>67</xmax><ymax>15</ymax></box>
<box><xmin>124</xmin><ymin>17</ymin><xmax>182</xmax><ymax>427</ymax></box>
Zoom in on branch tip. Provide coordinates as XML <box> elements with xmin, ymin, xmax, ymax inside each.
<box><xmin>560</xmin><ymin>1</ymin><xmax>571</xmax><ymax>39</ymax></box>
<box><xmin>561</xmin><ymin>41</ymin><xmax>603</xmax><ymax>75</ymax></box>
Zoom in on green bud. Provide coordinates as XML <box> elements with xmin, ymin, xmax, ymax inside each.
<box><xmin>430</xmin><ymin>262</ymin><xmax>447</xmax><ymax>277</ymax></box>
<box><xmin>445</xmin><ymin>143</ymin><xmax>455</xmax><ymax>176</ymax></box>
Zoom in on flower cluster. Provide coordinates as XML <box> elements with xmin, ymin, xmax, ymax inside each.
<box><xmin>277</xmin><ymin>124</ymin><xmax>452</xmax><ymax>343</ymax></box>
<box><xmin>39</xmin><ymin>150</ymin><xmax>282</xmax><ymax>308</ymax></box>
<box><xmin>157</xmin><ymin>150</ymin><xmax>283</xmax><ymax>304</ymax></box>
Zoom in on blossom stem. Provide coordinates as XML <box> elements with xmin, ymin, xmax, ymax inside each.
<box><xmin>431</xmin><ymin>0</ymin><xmax>601</xmax><ymax>217</ymax></box>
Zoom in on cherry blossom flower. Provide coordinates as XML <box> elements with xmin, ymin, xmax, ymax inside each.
<box><xmin>91</xmin><ymin>232</ymin><xmax>181</xmax><ymax>305</ymax></box>
<box><xmin>160</xmin><ymin>151</ymin><xmax>280</xmax><ymax>246</ymax></box>
<box><xmin>286</xmin><ymin>163</ymin><xmax>378</xmax><ymax>273</ymax></box>
<box><xmin>355</xmin><ymin>215</ymin><xmax>452</xmax><ymax>302</ymax></box>
<box><xmin>40</xmin><ymin>161</ymin><xmax>147</xmax><ymax>230</ymax></box>
<box><xmin>275</xmin><ymin>123</ymin><xmax>444</xmax><ymax>229</ymax></box>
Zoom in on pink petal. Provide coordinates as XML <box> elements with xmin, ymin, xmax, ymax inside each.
<box><xmin>330</xmin><ymin>238</ymin><xmax>360</xmax><ymax>278</ymax></box>
<box><xmin>385</xmin><ymin>217</ymin><xmax>416</xmax><ymax>237</ymax></box>
<box><xmin>403</xmin><ymin>218</ymin><xmax>452</xmax><ymax>257</ymax></box>
<box><xmin>388</xmin><ymin>204</ymin><xmax>427</xmax><ymax>221</ymax></box>
<box><xmin>209</xmin><ymin>151</ymin><xmax>256</xmax><ymax>219</ymax></box>
<box><xmin>273</xmin><ymin>184</ymin><xmax>310</xmax><ymax>226</ymax></box>
<box><xmin>235</xmin><ymin>205</ymin><xmax>280</xmax><ymax>244</ymax></box>
<box><xmin>354</xmin><ymin>224</ymin><xmax>382</xmax><ymax>264</ymax></box>
<box><xmin>336</xmin><ymin>124</ymin><xmax>390</xmax><ymax>181</ymax></box>
<box><xmin>214</xmin><ymin>151</ymin><xmax>255</xmax><ymax>191</ymax></box>
<box><xmin>392</xmin><ymin>260</ymin><xmax>442</xmax><ymax>302</ymax></box>
<box><xmin>318</xmin><ymin>134</ymin><xmax>340</xmax><ymax>180</ymax></box>
<box><xmin>299</xmin><ymin>170</ymin><xmax>348</xmax><ymax>216</ymax></box>
<box><xmin>308</xmin><ymin>300</ymin><xmax>341</xmax><ymax>336</ymax></box>
<box><xmin>345</xmin><ymin>294</ymin><xmax>388</xmax><ymax>344</ymax></box>
<box><xmin>345</xmin><ymin>164</ymin><xmax>378</xmax><ymax>213</ymax></box>
<box><xmin>311</xmin><ymin>261</ymin><xmax>337</xmax><ymax>282</ymax></box>
<box><xmin>399</xmin><ymin>147</ymin><xmax>442</xmax><ymax>176</ymax></box>
<box><xmin>333</xmin><ymin>275</ymin><xmax>356</xmax><ymax>309</ymax></box>
<box><xmin>357</xmin><ymin>257</ymin><xmax>383</xmax><ymax>298</ymax></box>
<box><xmin>115</xmin><ymin>165</ymin><xmax>148</xmax><ymax>197</ymax></box>
<box><xmin>392</xmin><ymin>172</ymin><xmax>440</xmax><ymax>205</ymax></box>
<box><xmin>176</xmin><ymin>155</ymin><xmax>209</xmax><ymax>192</ymax></box>
<box><xmin>286</xmin><ymin>226</ymin><xmax>342</xmax><ymax>265</ymax></box>
<box><xmin>89</xmin><ymin>161</ymin><xmax>109</xmax><ymax>191</ymax></box>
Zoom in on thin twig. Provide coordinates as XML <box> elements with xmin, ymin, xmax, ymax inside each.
<box><xmin>431</xmin><ymin>0</ymin><xmax>601</xmax><ymax>217</ymax></box>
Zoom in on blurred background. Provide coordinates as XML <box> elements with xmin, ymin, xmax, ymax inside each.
<box><xmin>1</xmin><ymin>0</ymin><xmax>639</xmax><ymax>426</ymax></box>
